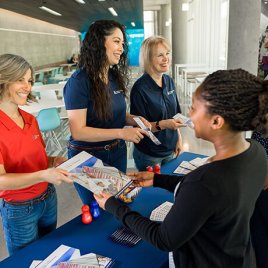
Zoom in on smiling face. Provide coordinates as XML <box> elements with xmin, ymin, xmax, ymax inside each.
<box><xmin>3</xmin><ymin>68</ymin><xmax>33</xmax><ymax>106</ymax></box>
<box><xmin>150</xmin><ymin>43</ymin><xmax>170</xmax><ymax>75</ymax></box>
<box><xmin>104</xmin><ymin>27</ymin><xmax>124</xmax><ymax>66</ymax></box>
<box><xmin>189</xmin><ymin>88</ymin><xmax>214</xmax><ymax>140</ymax></box>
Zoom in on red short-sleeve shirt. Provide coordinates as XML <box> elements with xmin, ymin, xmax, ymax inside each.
<box><xmin>0</xmin><ymin>108</ymin><xmax>48</xmax><ymax>201</ymax></box>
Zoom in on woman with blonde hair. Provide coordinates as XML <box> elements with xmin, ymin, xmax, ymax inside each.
<box><xmin>0</xmin><ymin>54</ymin><xmax>73</xmax><ymax>255</ymax></box>
<box><xmin>130</xmin><ymin>36</ymin><xmax>184</xmax><ymax>171</ymax></box>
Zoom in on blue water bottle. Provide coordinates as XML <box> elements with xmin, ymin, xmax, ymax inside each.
<box><xmin>90</xmin><ymin>200</ymin><xmax>101</xmax><ymax>219</ymax></box>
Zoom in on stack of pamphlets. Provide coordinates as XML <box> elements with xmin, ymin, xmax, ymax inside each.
<box><xmin>150</xmin><ymin>201</ymin><xmax>173</xmax><ymax>222</ymax></box>
<box><xmin>30</xmin><ymin>244</ymin><xmax>114</xmax><ymax>268</ymax></box>
<box><xmin>57</xmin><ymin>253</ymin><xmax>114</xmax><ymax>268</ymax></box>
<box><xmin>173</xmin><ymin>157</ymin><xmax>209</xmax><ymax>175</ymax></box>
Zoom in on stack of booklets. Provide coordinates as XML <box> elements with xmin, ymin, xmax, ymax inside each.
<box><xmin>173</xmin><ymin>157</ymin><xmax>209</xmax><ymax>175</ymax></box>
<box><xmin>30</xmin><ymin>244</ymin><xmax>114</xmax><ymax>268</ymax></box>
<box><xmin>150</xmin><ymin>201</ymin><xmax>173</xmax><ymax>222</ymax></box>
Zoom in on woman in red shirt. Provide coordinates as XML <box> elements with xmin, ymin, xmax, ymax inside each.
<box><xmin>0</xmin><ymin>54</ymin><xmax>73</xmax><ymax>255</ymax></box>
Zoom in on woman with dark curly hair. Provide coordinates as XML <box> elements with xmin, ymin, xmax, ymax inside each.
<box><xmin>95</xmin><ymin>69</ymin><xmax>268</xmax><ymax>268</ymax></box>
<box><xmin>64</xmin><ymin>20</ymin><xmax>149</xmax><ymax>205</ymax></box>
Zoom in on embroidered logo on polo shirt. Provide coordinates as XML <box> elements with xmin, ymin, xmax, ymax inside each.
<box><xmin>113</xmin><ymin>90</ymin><xmax>121</xmax><ymax>94</ymax></box>
<box><xmin>32</xmin><ymin>134</ymin><xmax>40</xmax><ymax>140</ymax></box>
<box><xmin>167</xmin><ymin>90</ymin><xmax>174</xmax><ymax>95</ymax></box>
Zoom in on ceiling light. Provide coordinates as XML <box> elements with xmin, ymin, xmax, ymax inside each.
<box><xmin>98</xmin><ymin>0</ymin><xmax>106</xmax><ymax>1</ymax></box>
<box><xmin>74</xmin><ymin>0</ymin><xmax>85</xmax><ymax>3</ymax></box>
<box><xmin>131</xmin><ymin>22</ymin><xmax>135</xmax><ymax>27</ymax></box>
<box><xmin>39</xmin><ymin>6</ymin><xmax>62</xmax><ymax>16</ymax></box>
<box><xmin>108</xmin><ymin>7</ymin><xmax>118</xmax><ymax>16</ymax></box>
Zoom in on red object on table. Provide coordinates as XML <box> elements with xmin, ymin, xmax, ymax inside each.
<box><xmin>153</xmin><ymin>164</ymin><xmax>161</xmax><ymax>174</ymax></box>
<box><xmin>81</xmin><ymin>205</ymin><xmax>92</xmax><ymax>224</ymax></box>
<box><xmin>146</xmin><ymin>166</ymin><xmax>153</xmax><ymax>172</ymax></box>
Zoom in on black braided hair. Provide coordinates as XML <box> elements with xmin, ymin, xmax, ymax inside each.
<box><xmin>79</xmin><ymin>20</ymin><xmax>129</xmax><ymax>121</ymax></box>
<box><xmin>197</xmin><ymin>69</ymin><xmax>268</xmax><ymax>135</ymax></box>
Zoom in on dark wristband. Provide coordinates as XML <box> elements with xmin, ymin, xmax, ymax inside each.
<box><xmin>155</xmin><ymin>120</ymin><xmax>161</xmax><ymax>131</ymax></box>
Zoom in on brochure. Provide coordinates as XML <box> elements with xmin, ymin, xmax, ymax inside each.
<box><xmin>30</xmin><ymin>244</ymin><xmax>114</xmax><ymax>268</ymax></box>
<box><xmin>173</xmin><ymin>113</ymin><xmax>194</xmax><ymax>128</ymax></box>
<box><xmin>58</xmin><ymin>151</ymin><xmax>138</xmax><ymax>202</ymax></box>
<box><xmin>30</xmin><ymin>244</ymin><xmax>80</xmax><ymax>268</ymax></box>
<box><xmin>57</xmin><ymin>252</ymin><xmax>114</xmax><ymax>268</ymax></box>
<box><xmin>133</xmin><ymin>117</ymin><xmax>161</xmax><ymax>145</ymax></box>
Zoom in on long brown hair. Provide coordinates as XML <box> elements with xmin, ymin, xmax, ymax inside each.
<box><xmin>79</xmin><ymin>20</ymin><xmax>129</xmax><ymax>121</ymax></box>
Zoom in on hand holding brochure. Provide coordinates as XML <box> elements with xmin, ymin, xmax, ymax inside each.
<box><xmin>173</xmin><ymin>113</ymin><xmax>194</xmax><ymax>128</ymax></box>
<box><xmin>58</xmin><ymin>151</ymin><xmax>139</xmax><ymax>203</ymax></box>
<box><xmin>73</xmin><ymin>166</ymin><xmax>133</xmax><ymax>198</ymax></box>
<box><xmin>133</xmin><ymin>117</ymin><xmax>161</xmax><ymax>145</ymax></box>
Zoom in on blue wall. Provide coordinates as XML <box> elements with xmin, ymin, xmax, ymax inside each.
<box><xmin>126</xmin><ymin>29</ymin><xmax>144</xmax><ymax>66</ymax></box>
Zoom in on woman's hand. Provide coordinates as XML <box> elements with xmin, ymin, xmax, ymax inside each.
<box><xmin>138</xmin><ymin>116</ymin><xmax>152</xmax><ymax>130</ymax></box>
<box><xmin>174</xmin><ymin>139</ymin><xmax>182</xmax><ymax>157</ymax></box>
<box><xmin>94</xmin><ymin>192</ymin><xmax>113</xmax><ymax>210</ymax></box>
<box><xmin>174</xmin><ymin>130</ymin><xmax>183</xmax><ymax>157</ymax></box>
<box><xmin>127</xmin><ymin>171</ymin><xmax>154</xmax><ymax>187</ymax></box>
<box><xmin>38</xmin><ymin>168</ymin><xmax>74</xmax><ymax>185</ymax></box>
<box><xmin>159</xmin><ymin>118</ymin><xmax>187</xmax><ymax>131</ymax></box>
<box><xmin>120</xmin><ymin>128</ymin><xmax>148</xmax><ymax>143</ymax></box>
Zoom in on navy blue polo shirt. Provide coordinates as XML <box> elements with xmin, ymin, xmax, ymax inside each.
<box><xmin>64</xmin><ymin>68</ymin><xmax>126</xmax><ymax>147</ymax></box>
<box><xmin>130</xmin><ymin>73</ymin><xmax>181</xmax><ymax>157</ymax></box>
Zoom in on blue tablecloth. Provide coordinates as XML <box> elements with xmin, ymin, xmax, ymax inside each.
<box><xmin>0</xmin><ymin>152</ymin><xmax>206</xmax><ymax>268</ymax></box>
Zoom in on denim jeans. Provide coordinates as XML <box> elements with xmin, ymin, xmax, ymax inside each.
<box><xmin>0</xmin><ymin>184</ymin><xmax>57</xmax><ymax>256</ymax></box>
<box><xmin>133</xmin><ymin>147</ymin><xmax>175</xmax><ymax>171</ymax></box>
<box><xmin>68</xmin><ymin>140</ymin><xmax>127</xmax><ymax>205</ymax></box>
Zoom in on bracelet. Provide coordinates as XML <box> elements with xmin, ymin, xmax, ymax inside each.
<box><xmin>155</xmin><ymin>120</ymin><xmax>161</xmax><ymax>131</ymax></box>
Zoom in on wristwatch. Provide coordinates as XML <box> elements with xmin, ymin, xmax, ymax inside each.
<box><xmin>155</xmin><ymin>120</ymin><xmax>162</xmax><ymax>131</ymax></box>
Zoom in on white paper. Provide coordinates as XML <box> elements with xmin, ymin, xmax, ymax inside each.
<box><xmin>173</xmin><ymin>113</ymin><xmax>194</xmax><ymax>128</ymax></box>
<box><xmin>173</xmin><ymin>166</ymin><xmax>192</xmax><ymax>175</ymax></box>
<box><xmin>133</xmin><ymin>117</ymin><xmax>161</xmax><ymax>145</ymax></box>
<box><xmin>29</xmin><ymin>260</ymin><xmax>42</xmax><ymax>268</ymax></box>
<box><xmin>72</xmin><ymin>166</ymin><xmax>133</xmax><ymax>197</ymax></box>
<box><xmin>57</xmin><ymin>151</ymin><xmax>103</xmax><ymax>171</ymax></box>
<box><xmin>34</xmin><ymin>244</ymin><xmax>80</xmax><ymax>268</ymax></box>
<box><xmin>150</xmin><ymin>201</ymin><xmax>173</xmax><ymax>222</ymax></box>
<box><xmin>179</xmin><ymin>161</ymin><xmax>196</xmax><ymax>171</ymax></box>
<box><xmin>189</xmin><ymin>157</ymin><xmax>209</xmax><ymax>167</ymax></box>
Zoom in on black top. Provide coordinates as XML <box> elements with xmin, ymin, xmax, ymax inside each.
<box><xmin>130</xmin><ymin>73</ymin><xmax>181</xmax><ymax>157</ymax></box>
<box><xmin>105</xmin><ymin>140</ymin><xmax>267</xmax><ymax>268</ymax></box>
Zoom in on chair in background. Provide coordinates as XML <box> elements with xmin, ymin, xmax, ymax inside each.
<box><xmin>37</xmin><ymin>108</ymin><xmax>62</xmax><ymax>152</ymax></box>
<box><xmin>32</xmin><ymin>81</ymin><xmax>43</xmax><ymax>100</ymax></box>
<box><xmin>39</xmin><ymin>89</ymin><xmax>68</xmax><ymax>141</ymax></box>
<box><xmin>40</xmin><ymin>89</ymin><xmax>58</xmax><ymax>100</ymax></box>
